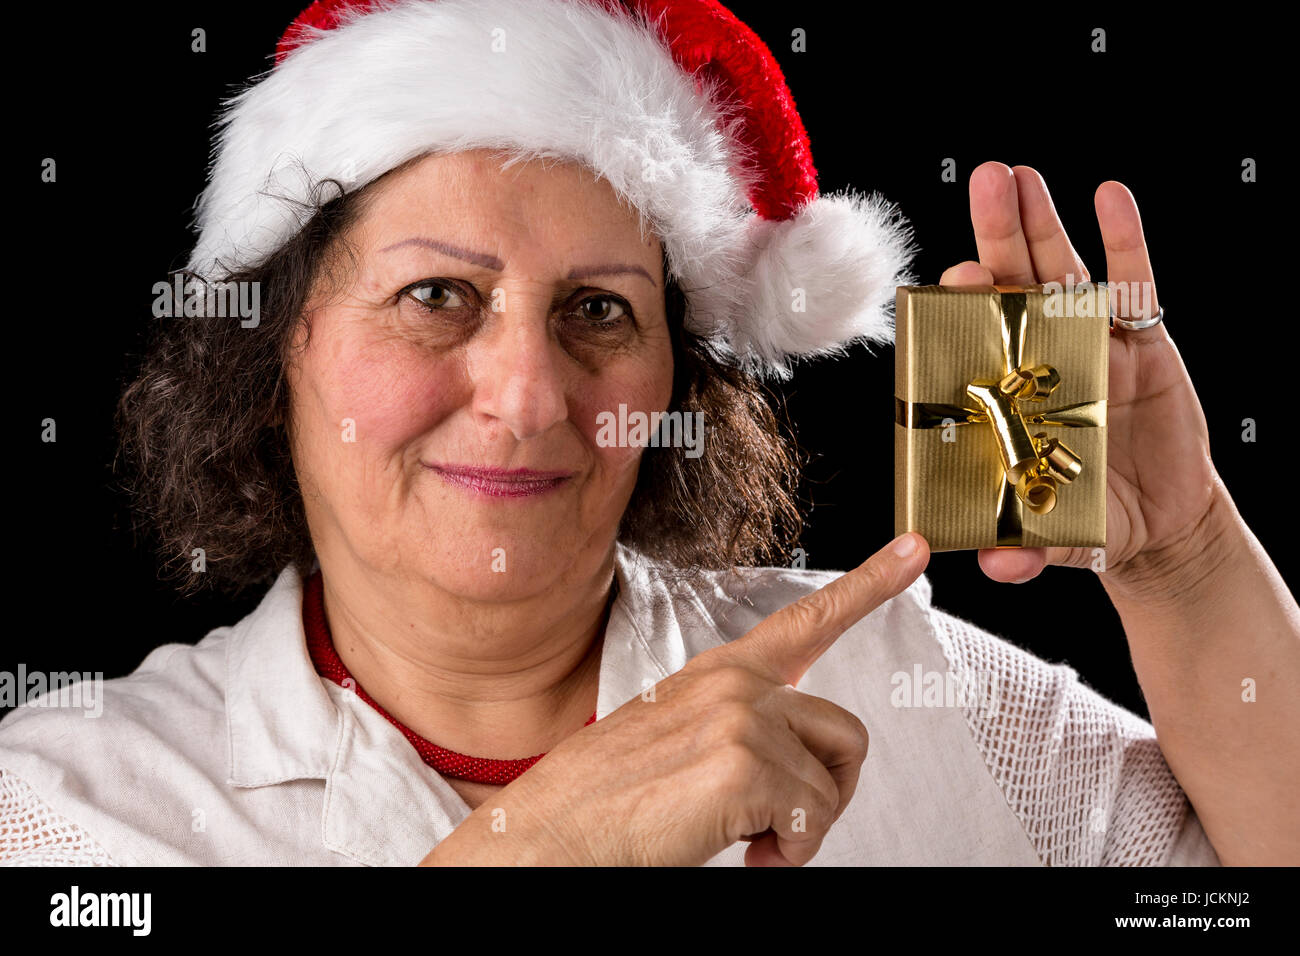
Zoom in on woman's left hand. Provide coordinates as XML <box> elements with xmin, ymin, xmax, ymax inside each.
<box><xmin>941</xmin><ymin>162</ymin><xmax>1219</xmax><ymax>587</ymax></box>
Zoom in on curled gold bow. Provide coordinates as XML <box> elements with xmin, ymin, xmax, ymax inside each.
<box><xmin>893</xmin><ymin>290</ymin><xmax>1106</xmax><ymax>545</ymax></box>
<box><xmin>965</xmin><ymin>363</ymin><xmax>1082</xmax><ymax>516</ymax></box>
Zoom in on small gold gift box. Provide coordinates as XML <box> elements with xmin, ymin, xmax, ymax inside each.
<box><xmin>894</xmin><ymin>285</ymin><xmax>1109</xmax><ymax>551</ymax></box>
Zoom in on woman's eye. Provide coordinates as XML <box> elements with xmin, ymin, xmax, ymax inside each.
<box><xmin>576</xmin><ymin>295</ymin><xmax>629</xmax><ymax>323</ymax></box>
<box><xmin>404</xmin><ymin>281</ymin><xmax>468</xmax><ymax>311</ymax></box>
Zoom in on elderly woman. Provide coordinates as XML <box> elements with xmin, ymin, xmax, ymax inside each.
<box><xmin>1</xmin><ymin>0</ymin><xmax>1296</xmax><ymax>868</ymax></box>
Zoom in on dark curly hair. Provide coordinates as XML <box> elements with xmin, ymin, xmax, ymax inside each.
<box><xmin>115</xmin><ymin>163</ymin><xmax>805</xmax><ymax>596</ymax></box>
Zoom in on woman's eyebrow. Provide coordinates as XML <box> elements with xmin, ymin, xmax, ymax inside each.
<box><xmin>379</xmin><ymin>236</ymin><xmax>502</xmax><ymax>269</ymax></box>
<box><xmin>379</xmin><ymin>236</ymin><xmax>656</xmax><ymax>286</ymax></box>
<box><xmin>569</xmin><ymin>262</ymin><xmax>657</xmax><ymax>287</ymax></box>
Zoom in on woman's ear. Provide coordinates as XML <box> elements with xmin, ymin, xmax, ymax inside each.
<box><xmin>288</xmin><ymin>310</ymin><xmax>313</xmax><ymax>352</ymax></box>
<box><xmin>274</xmin><ymin>314</ymin><xmax>313</xmax><ymax>430</ymax></box>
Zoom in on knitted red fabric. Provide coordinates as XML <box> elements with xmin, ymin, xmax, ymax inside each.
<box><xmin>303</xmin><ymin>570</ymin><xmax>597</xmax><ymax>785</ymax></box>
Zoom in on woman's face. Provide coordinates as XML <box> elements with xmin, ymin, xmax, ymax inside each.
<box><xmin>286</xmin><ymin>149</ymin><xmax>673</xmax><ymax>599</ymax></box>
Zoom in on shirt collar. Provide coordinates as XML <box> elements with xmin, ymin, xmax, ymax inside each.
<box><xmin>596</xmin><ymin>543</ymin><xmax>728</xmax><ymax>716</ymax></box>
<box><xmin>225</xmin><ymin>564</ymin><xmax>340</xmax><ymax>787</ymax></box>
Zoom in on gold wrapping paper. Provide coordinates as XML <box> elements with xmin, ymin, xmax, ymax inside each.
<box><xmin>894</xmin><ymin>285</ymin><xmax>1109</xmax><ymax>551</ymax></box>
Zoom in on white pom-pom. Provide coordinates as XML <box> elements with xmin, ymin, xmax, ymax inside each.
<box><xmin>689</xmin><ymin>189</ymin><xmax>917</xmax><ymax>379</ymax></box>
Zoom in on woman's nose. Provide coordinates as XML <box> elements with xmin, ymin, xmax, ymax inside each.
<box><xmin>467</xmin><ymin>296</ymin><xmax>568</xmax><ymax>441</ymax></box>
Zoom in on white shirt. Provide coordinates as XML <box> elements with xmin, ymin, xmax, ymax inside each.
<box><xmin>0</xmin><ymin>544</ymin><xmax>1221</xmax><ymax>866</ymax></box>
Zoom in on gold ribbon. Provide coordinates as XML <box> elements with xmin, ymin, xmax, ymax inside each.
<box><xmin>893</xmin><ymin>291</ymin><xmax>1106</xmax><ymax>546</ymax></box>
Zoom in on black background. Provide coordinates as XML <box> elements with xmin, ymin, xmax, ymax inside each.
<box><xmin>7</xmin><ymin>2</ymin><xmax>1288</xmax><ymax>727</ymax></box>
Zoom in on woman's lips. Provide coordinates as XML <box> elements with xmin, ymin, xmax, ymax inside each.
<box><xmin>424</xmin><ymin>463</ymin><xmax>574</xmax><ymax>498</ymax></box>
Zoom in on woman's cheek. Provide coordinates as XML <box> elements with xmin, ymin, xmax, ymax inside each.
<box><xmin>595</xmin><ymin>429</ymin><xmax>648</xmax><ymax>488</ymax></box>
<box><xmin>319</xmin><ymin>338</ymin><xmax>461</xmax><ymax>468</ymax></box>
<box><xmin>579</xmin><ymin>368</ymin><xmax>673</xmax><ymax>488</ymax></box>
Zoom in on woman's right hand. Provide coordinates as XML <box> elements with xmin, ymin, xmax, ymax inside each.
<box><xmin>421</xmin><ymin>531</ymin><xmax>930</xmax><ymax>867</ymax></box>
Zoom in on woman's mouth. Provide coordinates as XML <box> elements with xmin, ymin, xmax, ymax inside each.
<box><xmin>423</xmin><ymin>463</ymin><xmax>574</xmax><ymax>498</ymax></box>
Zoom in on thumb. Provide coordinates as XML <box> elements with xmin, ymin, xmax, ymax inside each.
<box><xmin>723</xmin><ymin>532</ymin><xmax>930</xmax><ymax>688</ymax></box>
<box><xmin>744</xmin><ymin>829</ymin><xmax>804</xmax><ymax>867</ymax></box>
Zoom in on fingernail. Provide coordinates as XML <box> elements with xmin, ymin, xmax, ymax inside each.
<box><xmin>891</xmin><ymin>533</ymin><xmax>918</xmax><ymax>558</ymax></box>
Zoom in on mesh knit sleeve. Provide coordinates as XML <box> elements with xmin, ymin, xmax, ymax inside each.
<box><xmin>0</xmin><ymin>767</ymin><xmax>119</xmax><ymax>867</ymax></box>
<box><xmin>927</xmin><ymin>608</ymin><xmax>1222</xmax><ymax>867</ymax></box>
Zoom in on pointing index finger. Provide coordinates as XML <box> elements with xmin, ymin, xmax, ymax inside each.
<box><xmin>727</xmin><ymin>533</ymin><xmax>930</xmax><ymax>687</ymax></box>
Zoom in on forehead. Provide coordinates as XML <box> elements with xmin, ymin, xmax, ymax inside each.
<box><xmin>356</xmin><ymin>149</ymin><xmax>660</xmax><ymax>259</ymax></box>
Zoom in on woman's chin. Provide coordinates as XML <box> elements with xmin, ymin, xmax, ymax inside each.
<box><xmin>419</xmin><ymin>559</ymin><xmax>570</xmax><ymax>603</ymax></box>
<box><xmin>405</xmin><ymin>535</ymin><xmax>596</xmax><ymax>601</ymax></box>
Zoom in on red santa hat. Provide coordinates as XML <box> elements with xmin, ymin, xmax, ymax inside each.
<box><xmin>188</xmin><ymin>0</ymin><xmax>916</xmax><ymax>377</ymax></box>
